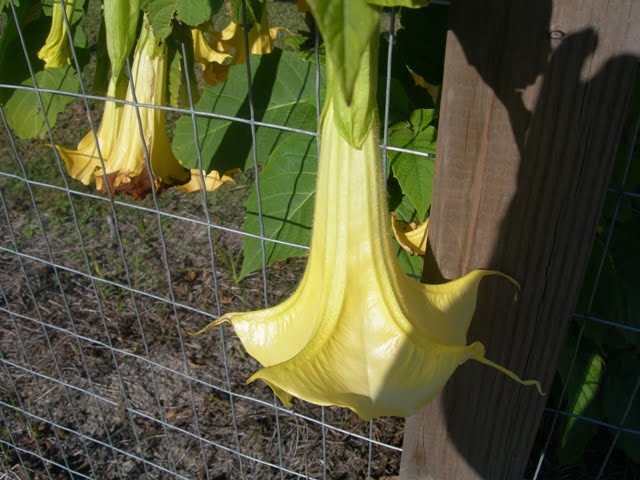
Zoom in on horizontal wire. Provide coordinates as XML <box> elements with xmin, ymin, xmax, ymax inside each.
<box><xmin>0</xmin><ymin>306</ymin><xmax>402</xmax><ymax>453</ymax></box>
<box><xmin>0</xmin><ymin>170</ymin><xmax>311</xmax><ymax>251</ymax></box>
<box><xmin>2</xmin><ymin>245</ymin><xmax>636</xmax><ymax>340</ymax></box>
<box><xmin>0</xmin><ymin>440</ymin><xmax>92</xmax><ymax>480</ymax></box>
<box><xmin>0</xmin><ymin>400</ymin><xmax>193</xmax><ymax>480</ymax></box>
<box><xmin>0</xmin><ymin>87</ymin><xmax>436</xmax><ymax>159</ymax></box>
<box><xmin>543</xmin><ymin>407</ymin><xmax>640</xmax><ymax>437</ymax></box>
<box><xmin>0</xmin><ymin>358</ymin><xmax>315</xmax><ymax>479</ymax></box>
<box><xmin>573</xmin><ymin>312</ymin><xmax>640</xmax><ymax>334</ymax></box>
<box><xmin>0</xmin><ymin>82</ymin><xmax>317</xmax><ymax>137</ymax></box>
<box><xmin>0</xmin><ymin>245</ymin><xmax>220</xmax><ymax>320</ymax></box>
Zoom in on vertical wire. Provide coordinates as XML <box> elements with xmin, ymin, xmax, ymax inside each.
<box><xmin>0</xmin><ymin>187</ymin><xmax>87</xmax><ymax>477</ymax></box>
<box><xmin>367</xmin><ymin>420</ymin><xmax>374</xmax><ymax>480</ymax></box>
<box><xmin>367</xmin><ymin>9</ymin><xmax>398</xmax><ymax>478</ymax></box>
<box><xmin>178</xmin><ymin>33</ymin><xmax>245</xmax><ymax>478</ymax></box>
<box><xmin>532</xmin><ymin>69</ymin><xmax>640</xmax><ymax>480</ymax></box>
<box><xmin>313</xmin><ymin>22</ymin><xmax>328</xmax><ymax>480</ymax></box>
<box><xmin>0</xmin><ymin>360</ymin><xmax>52</xmax><ymax>480</ymax></box>
<box><xmin>1</xmin><ymin>103</ymin><xmax>106</xmax><ymax>479</ymax></box>
<box><xmin>239</xmin><ymin>0</ymin><xmax>284</xmax><ymax>475</ymax></box>
<box><xmin>7</xmin><ymin>2</ymin><xmax>151</xmax><ymax>476</ymax></box>
<box><xmin>381</xmin><ymin>8</ymin><xmax>397</xmax><ymax>183</ymax></box>
<box><xmin>0</xmin><ymin>404</ymin><xmax>32</xmax><ymax>479</ymax></box>
<box><xmin>123</xmin><ymin>51</ymin><xmax>212</xmax><ymax>480</ymax></box>
<box><xmin>595</xmin><ymin>376</ymin><xmax>640</xmax><ymax>478</ymax></box>
<box><xmin>593</xmin><ymin>107</ymin><xmax>640</xmax><ymax>478</ymax></box>
<box><xmin>55</xmin><ymin>0</ymin><xmax>182</xmax><ymax>473</ymax></box>
<box><xmin>0</xmin><ymin>288</ymin><xmax>56</xmax><ymax>480</ymax></box>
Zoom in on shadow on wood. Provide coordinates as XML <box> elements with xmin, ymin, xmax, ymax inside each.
<box><xmin>400</xmin><ymin>1</ymin><xmax>640</xmax><ymax>478</ymax></box>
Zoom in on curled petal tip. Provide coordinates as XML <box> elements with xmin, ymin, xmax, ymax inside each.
<box><xmin>391</xmin><ymin>213</ymin><xmax>429</xmax><ymax>256</ymax></box>
<box><xmin>188</xmin><ymin>315</ymin><xmax>233</xmax><ymax>336</ymax></box>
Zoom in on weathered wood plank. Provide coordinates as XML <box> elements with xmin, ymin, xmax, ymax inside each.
<box><xmin>400</xmin><ymin>1</ymin><xmax>640</xmax><ymax>478</ymax></box>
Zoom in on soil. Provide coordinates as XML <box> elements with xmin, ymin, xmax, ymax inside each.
<box><xmin>0</xmin><ymin>142</ymin><xmax>405</xmax><ymax>479</ymax></box>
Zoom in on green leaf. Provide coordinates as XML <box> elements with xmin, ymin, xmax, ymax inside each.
<box><xmin>141</xmin><ymin>0</ymin><xmax>220</xmax><ymax>39</ymax></box>
<box><xmin>602</xmin><ymin>352</ymin><xmax>640</xmax><ymax>463</ymax></box>
<box><xmin>395</xmin><ymin>242</ymin><xmax>423</xmax><ymax>278</ymax></box>
<box><xmin>386</xmin><ymin>3</ymin><xmax>448</xmax><ymax>109</ymax></box>
<box><xmin>172</xmin><ymin>49</ymin><xmax>325</xmax><ymax>174</ymax></box>
<box><xmin>555</xmin><ymin>332</ymin><xmax>604</xmax><ymax>464</ymax></box>
<box><xmin>141</xmin><ymin>0</ymin><xmax>175</xmax><ymax>39</ymax></box>
<box><xmin>167</xmin><ymin>25</ymin><xmax>200</xmax><ymax>107</ymax></box>
<box><xmin>367</xmin><ymin>0</ymin><xmax>428</xmax><ymax>7</ymax></box>
<box><xmin>0</xmin><ymin>0</ymin><xmax>48</xmax><ymax>103</ymax></box>
<box><xmin>388</xmin><ymin>109</ymin><xmax>436</xmax><ymax>219</ymax></box>
<box><xmin>41</xmin><ymin>0</ymin><xmax>85</xmax><ymax>22</ymax></box>
<box><xmin>229</xmin><ymin>0</ymin><xmax>265</xmax><ymax>29</ymax></box>
<box><xmin>4</xmin><ymin>66</ymin><xmax>79</xmax><ymax>139</ymax></box>
<box><xmin>306</xmin><ymin>0</ymin><xmax>379</xmax><ymax>105</ymax></box>
<box><xmin>376</xmin><ymin>75</ymin><xmax>410</xmax><ymax>126</ymax></box>
<box><xmin>174</xmin><ymin>0</ymin><xmax>220</xmax><ymax>26</ymax></box>
<box><xmin>240</xmin><ymin>133</ymin><xmax>317</xmax><ymax>279</ymax></box>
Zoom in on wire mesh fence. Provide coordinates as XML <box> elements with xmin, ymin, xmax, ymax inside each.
<box><xmin>0</xmin><ymin>1</ymin><xmax>639</xmax><ymax>479</ymax></box>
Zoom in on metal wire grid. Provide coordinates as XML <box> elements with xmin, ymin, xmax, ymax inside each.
<box><xmin>0</xmin><ymin>1</ymin><xmax>637</xmax><ymax>479</ymax></box>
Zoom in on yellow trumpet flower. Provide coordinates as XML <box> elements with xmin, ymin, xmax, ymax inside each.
<box><xmin>53</xmin><ymin>0</ymin><xmax>137</xmax><ymax>186</ymax></box>
<box><xmin>56</xmin><ymin>15</ymin><xmax>235</xmax><ymax>197</ymax></box>
<box><xmin>192</xmin><ymin>15</ymin><xmax>282</xmax><ymax>85</ymax></box>
<box><xmin>38</xmin><ymin>0</ymin><xmax>76</xmax><ymax>69</ymax></box>
<box><xmin>199</xmin><ymin>101</ymin><xmax>541</xmax><ymax>420</ymax></box>
<box><xmin>92</xmin><ymin>15</ymin><xmax>190</xmax><ymax>198</ymax></box>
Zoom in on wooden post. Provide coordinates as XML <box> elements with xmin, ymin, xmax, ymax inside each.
<box><xmin>400</xmin><ymin>1</ymin><xmax>640</xmax><ymax>479</ymax></box>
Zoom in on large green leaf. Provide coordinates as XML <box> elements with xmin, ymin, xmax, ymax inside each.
<box><xmin>602</xmin><ymin>352</ymin><xmax>640</xmax><ymax>463</ymax></box>
<box><xmin>0</xmin><ymin>0</ymin><xmax>48</xmax><ymax>103</ymax></box>
<box><xmin>41</xmin><ymin>0</ymin><xmax>85</xmax><ymax>22</ymax></box>
<box><xmin>228</xmin><ymin>0</ymin><xmax>265</xmax><ymax>29</ymax></box>
<box><xmin>384</xmin><ymin>3</ymin><xmax>448</xmax><ymax>110</ymax></box>
<box><xmin>141</xmin><ymin>0</ymin><xmax>222</xmax><ymax>39</ymax></box>
<box><xmin>4</xmin><ymin>66</ymin><xmax>79</xmax><ymax>139</ymax></box>
<box><xmin>240</xmin><ymin>132</ymin><xmax>317</xmax><ymax>280</ymax></box>
<box><xmin>388</xmin><ymin>109</ymin><xmax>436</xmax><ymax>219</ymax></box>
<box><xmin>305</xmin><ymin>0</ymin><xmax>379</xmax><ymax>105</ymax></box>
<box><xmin>172</xmin><ymin>49</ymin><xmax>325</xmax><ymax>174</ymax></box>
<box><xmin>555</xmin><ymin>331</ymin><xmax>604</xmax><ymax>464</ymax></box>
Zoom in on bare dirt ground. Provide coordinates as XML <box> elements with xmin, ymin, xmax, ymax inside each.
<box><xmin>0</xmin><ymin>135</ymin><xmax>406</xmax><ymax>479</ymax></box>
<box><xmin>0</xmin><ymin>71</ymin><xmax>418</xmax><ymax>478</ymax></box>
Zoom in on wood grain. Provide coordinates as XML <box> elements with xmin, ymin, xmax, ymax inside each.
<box><xmin>400</xmin><ymin>1</ymin><xmax>640</xmax><ymax>478</ymax></box>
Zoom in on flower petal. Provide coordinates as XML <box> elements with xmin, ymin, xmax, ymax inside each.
<box><xmin>391</xmin><ymin>213</ymin><xmax>429</xmax><ymax>256</ymax></box>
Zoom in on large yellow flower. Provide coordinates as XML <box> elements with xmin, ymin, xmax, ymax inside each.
<box><xmin>201</xmin><ymin>101</ymin><xmax>541</xmax><ymax>420</ymax></box>
<box><xmin>55</xmin><ymin>15</ymin><xmax>236</xmax><ymax>197</ymax></box>
<box><xmin>38</xmin><ymin>0</ymin><xmax>76</xmax><ymax>69</ymax></box>
<box><xmin>93</xmin><ymin>17</ymin><xmax>190</xmax><ymax>198</ymax></box>
<box><xmin>192</xmin><ymin>15</ymin><xmax>282</xmax><ymax>85</ymax></box>
<box><xmin>54</xmin><ymin>0</ymin><xmax>137</xmax><ymax>185</ymax></box>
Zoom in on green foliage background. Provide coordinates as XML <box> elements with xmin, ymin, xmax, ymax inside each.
<box><xmin>1</xmin><ymin>0</ymin><xmax>638</xmax><ymax>469</ymax></box>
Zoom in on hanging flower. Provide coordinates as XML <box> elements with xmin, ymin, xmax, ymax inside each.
<box><xmin>38</xmin><ymin>0</ymin><xmax>76</xmax><ymax>69</ymax></box>
<box><xmin>192</xmin><ymin>14</ymin><xmax>282</xmax><ymax>85</ymax></box>
<box><xmin>197</xmin><ymin>102</ymin><xmax>542</xmax><ymax>420</ymax></box>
